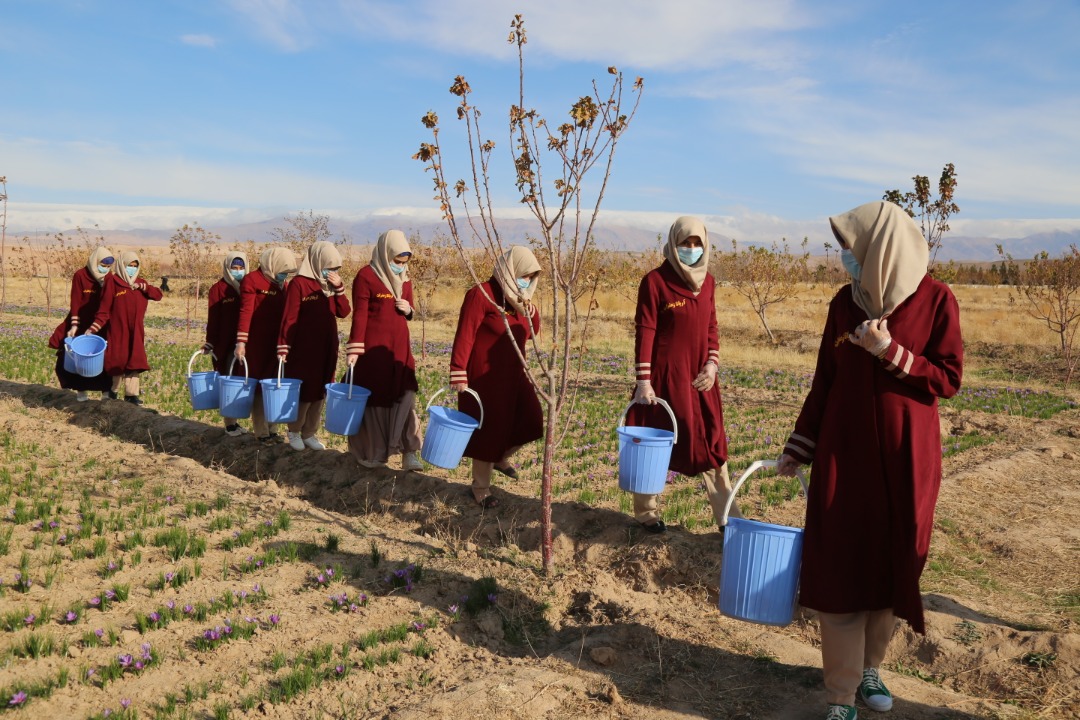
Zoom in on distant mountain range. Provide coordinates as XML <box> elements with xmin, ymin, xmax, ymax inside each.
<box><xmin>16</xmin><ymin>213</ymin><xmax>1080</xmax><ymax>262</ymax></box>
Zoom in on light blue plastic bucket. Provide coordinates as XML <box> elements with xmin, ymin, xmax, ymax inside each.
<box><xmin>218</xmin><ymin>357</ymin><xmax>255</xmax><ymax>419</ymax></box>
<box><xmin>325</xmin><ymin>366</ymin><xmax>371</xmax><ymax>436</ymax></box>
<box><xmin>617</xmin><ymin>399</ymin><xmax>678</xmax><ymax>495</ymax></box>
<box><xmin>186</xmin><ymin>350</ymin><xmax>220</xmax><ymax>411</ymax></box>
<box><xmin>420</xmin><ymin>387</ymin><xmax>483</xmax><ymax>469</ymax></box>
<box><xmin>62</xmin><ymin>338</ymin><xmax>77</xmax><ymax>373</ymax></box>
<box><xmin>66</xmin><ymin>334</ymin><xmax>107</xmax><ymax>377</ymax></box>
<box><xmin>718</xmin><ymin>461</ymin><xmax>808</xmax><ymax>626</ymax></box>
<box><xmin>260</xmin><ymin>360</ymin><xmax>302</xmax><ymax>424</ymax></box>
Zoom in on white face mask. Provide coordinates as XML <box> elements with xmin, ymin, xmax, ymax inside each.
<box><xmin>516</xmin><ymin>277</ymin><xmax>531</xmax><ymax>290</ymax></box>
<box><xmin>677</xmin><ymin>246</ymin><xmax>704</xmax><ymax>266</ymax></box>
<box><xmin>390</xmin><ymin>263</ymin><xmax>406</xmax><ymax>276</ymax></box>
<box><xmin>841</xmin><ymin>248</ymin><xmax>862</xmax><ymax>283</ymax></box>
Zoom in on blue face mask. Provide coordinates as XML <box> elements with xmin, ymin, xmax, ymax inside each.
<box><xmin>275</xmin><ymin>272</ymin><xmax>289</xmax><ymax>285</ymax></box>
<box><xmin>126</xmin><ymin>266</ymin><xmax>138</xmax><ymax>279</ymax></box>
<box><xmin>677</xmin><ymin>247</ymin><xmax>704</xmax><ymax>266</ymax></box>
<box><xmin>841</xmin><ymin>248</ymin><xmax>862</xmax><ymax>283</ymax></box>
<box><xmin>321</xmin><ymin>269</ymin><xmax>331</xmax><ymax>279</ymax></box>
<box><xmin>389</xmin><ymin>263</ymin><xmax>406</xmax><ymax>276</ymax></box>
<box><xmin>230</xmin><ymin>270</ymin><xmax>245</xmax><ymax>281</ymax></box>
<box><xmin>97</xmin><ymin>265</ymin><xmax>110</xmax><ymax>276</ymax></box>
<box><xmin>516</xmin><ymin>277</ymin><xmax>531</xmax><ymax>290</ymax></box>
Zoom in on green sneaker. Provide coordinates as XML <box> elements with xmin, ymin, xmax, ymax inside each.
<box><xmin>859</xmin><ymin>667</ymin><xmax>893</xmax><ymax>712</ymax></box>
<box><xmin>826</xmin><ymin>705</ymin><xmax>858</xmax><ymax>720</ymax></box>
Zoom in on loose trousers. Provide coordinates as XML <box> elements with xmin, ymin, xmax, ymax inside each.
<box><xmin>817</xmin><ymin>609</ymin><xmax>896</xmax><ymax>706</ymax></box>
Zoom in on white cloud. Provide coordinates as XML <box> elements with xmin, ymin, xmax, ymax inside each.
<box><xmin>0</xmin><ymin>136</ymin><xmax>410</xmax><ymax>212</ymax></box>
<box><xmin>227</xmin><ymin>0</ymin><xmax>313</xmax><ymax>52</ymax></box>
<box><xmin>180</xmin><ymin>34</ymin><xmax>218</xmax><ymax>48</ymax></box>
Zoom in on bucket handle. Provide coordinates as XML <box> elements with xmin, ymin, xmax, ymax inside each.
<box><xmin>187</xmin><ymin>349</ymin><xmax>218</xmax><ymax>378</ymax></box>
<box><xmin>344</xmin><ymin>364</ymin><xmax>354</xmax><ymax>400</ymax></box>
<box><xmin>721</xmin><ymin>459</ymin><xmax>808</xmax><ymax>525</ymax></box>
<box><xmin>276</xmin><ymin>357</ymin><xmax>286</xmax><ymax>389</ymax></box>
<box><xmin>226</xmin><ymin>355</ymin><xmax>250</xmax><ymax>382</ymax></box>
<box><xmin>617</xmin><ymin>398</ymin><xmax>678</xmax><ymax>445</ymax></box>
<box><xmin>64</xmin><ymin>337</ymin><xmax>73</xmax><ymax>354</ymax></box>
<box><xmin>426</xmin><ymin>386</ymin><xmax>484</xmax><ymax>429</ymax></box>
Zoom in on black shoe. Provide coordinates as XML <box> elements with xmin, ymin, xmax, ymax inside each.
<box><xmin>107</xmin><ymin>391</ymin><xmax>119</xmax><ymax>400</ymax></box>
<box><xmin>493</xmin><ymin>463</ymin><xmax>518</xmax><ymax>480</ymax></box>
<box><xmin>640</xmin><ymin>520</ymin><xmax>666</xmax><ymax>534</ymax></box>
<box><xmin>124</xmin><ymin>395</ymin><xmax>143</xmax><ymax>405</ymax></box>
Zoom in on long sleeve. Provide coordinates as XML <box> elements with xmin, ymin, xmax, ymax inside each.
<box><xmin>634</xmin><ymin>273</ymin><xmax>659</xmax><ymax>382</ymax></box>
<box><xmin>706</xmin><ymin>283</ymin><xmax>720</xmax><ymax>367</ymax></box>
<box><xmin>89</xmin><ymin>276</ymin><xmax>116</xmax><ymax>334</ymax></box>
<box><xmin>205</xmin><ymin>282</ymin><xmax>223</xmax><ymax>349</ymax></box>
<box><xmin>450</xmin><ymin>286</ymin><xmax>484</xmax><ymax>385</ymax></box>
<box><xmin>330</xmin><ymin>284</ymin><xmax>351</xmax><ymax>319</ymax></box>
<box><xmin>236</xmin><ymin>276</ymin><xmax>258</xmax><ymax>344</ymax></box>
<box><xmin>68</xmin><ymin>272</ymin><xmax>89</xmax><ymax>330</ymax></box>
<box><xmin>346</xmin><ymin>274</ymin><xmax>370</xmax><ymax>355</ymax></box>
<box><xmin>277</xmin><ymin>280</ymin><xmax>303</xmax><ymax>354</ymax></box>
<box><xmin>876</xmin><ymin>289</ymin><xmax>963</xmax><ymax>399</ymax></box>
<box><xmin>783</xmin><ymin>297</ymin><xmax>841</xmax><ymax>464</ymax></box>
<box><xmin>403</xmin><ymin>281</ymin><xmax>415</xmax><ymax>321</ymax></box>
<box><xmin>141</xmin><ymin>284</ymin><xmax>163</xmax><ymax>302</ymax></box>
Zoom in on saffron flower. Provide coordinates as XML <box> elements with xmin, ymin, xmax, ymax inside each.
<box><xmin>183</xmin><ymin>604</ymin><xmax>194</xmax><ymax>615</ymax></box>
<box><xmin>23</xmin><ymin>613</ymin><xmax>35</xmax><ymax>626</ymax></box>
<box><xmin>118</xmin><ymin>653</ymin><xmax>133</xmax><ymax>669</ymax></box>
<box><xmin>89</xmin><ymin>596</ymin><xmax>101</xmax><ymax>607</ymax></box>
<box><xmin>94</xmin><ymin>628</ymin><xmax>104</xmax><ymax>638</ymax></box>
<box><xmin>120</xmin><ymin>698</ymin><xmax>131</xmax><ymax>709</ymax></box>
<box><xmin>65</xmin><ymin>611</ymin><xmax>78</xmax><ymax>623</ymax></box>
<box><xmin>8</xmin><ymin>692</ymin><xmax>27</xmax><ymax>706</ymax></box>
<box><xmin>269</xmin><ymin>614</ymin><xmax>280</xmax><ymax>626</ymax></box>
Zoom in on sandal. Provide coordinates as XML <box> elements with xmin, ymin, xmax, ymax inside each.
<box><xmin>640</xmin><ymin>520</ymin><xmax>667</xmax><ymax>534</ymax></box>
<box><xmin>471</xmin><ymin>490</ymin><xmax>499</xmax><ymax>508</ymax></box>
<box><xmin>493</xmin><ymin>463</ymin><xmax>518</xmax><ymax>480</ymax></box>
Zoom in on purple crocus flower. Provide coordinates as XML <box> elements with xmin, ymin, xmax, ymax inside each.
<box><xmin>89</xmin><ymin>596</ymin><xmax>101</xmax><ymax>607</ymax></box>
<box><xmin>65</xmin><ymin>611</ymin><xmax>78</xmax><ymax>623</ymax></box>
<box><xmin>120</xmin><ymin>698</ymin><xmax>131</xmax><ymax>709</ymax></box>
<box><xmin>86</xmin><ymin>667</ymin><xmax>96</xmax><ymax>678</ymax></box>
<box><xmin>105</xmin><ymin>589</ymin><xmax>117</xmax><ymax>601</ymax></box>
<box><xmin>183</xmin><ymin>604</ymin><xmax>194</xmax><ymax>614</ymax></box>
<box><xmin>165</xmin><ymin>600</ymin><xmax>175</xmax><ymax>610</ymax></box>
<box><xmin>335</xmin><ymin>664</ymin><xmax>345</xmax><ymax>675</ymax></box>
<box><xmin>94</xmin><ymin>628</ymin><xmax>104</xmax><ymax>638</ymax></box>
<box><xmin>23</xmin><ymin>614</ymin><xmax>35</xmax><ymax>626</ymax></box>
<box><xmin>487</xmin><ymin>593</ymin><xmax>498</xmax><ymax>604</ymax></box>
<box><xmin>148</xmin><ymin>612</ymin><xmax>160</xmax><ymax>623</ymax></box>
<box><xmin>269</xmin><ymin>614</ymin><xmax>280</xmax><ymax>626</ymax></box>
<box><xmin>8</xmin><ymin>692</ymin><xmax>27</xmax><ymax>706</ymax></box>
<box><xmin>141</xmin><ymin>643</ymin><xmax>152</xmax><ymax>660</ymax></box>
<box><xmin>118</xmin><ymin>653</ymin><xmax>133</xmax><ymax>669</ymax></box>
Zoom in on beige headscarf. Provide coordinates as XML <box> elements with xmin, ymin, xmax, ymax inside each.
<box><xmin>370</xmin><ymin>230</ymin><xmax>411</xmax><ymax>299</ymax></box>
<box><xmin>222</xmin><ymin>251</ymin><xmax>247</xmax><ymax>294</ymax></box>
<box><xmin>112</xmin><ymin>250</ymin><xmax>140</xmax><ymax>288</ymax></box>
<box><xmin>493</xmin><ymin>245</ymin><xmax>541</xmax><ymax>317</ymax></box>
<box><xmin>86</xmin><ymin>246</ymin><xmax>114</xmax><ymax>284</ymax></box>
<box><xmin>829</xmin><ymin>201</ymin><xmax>929</xmax><ymax>319</ymax></box>
<box><xmin>297</xmin><ymin>241</ymin><xmax>344</xmax><ymax>296</ymax></box>
<box><xmin>662</xmin><ymin>216</ymin><xmax>710</xmax><ymax>294</ymax></box>
<box><xmin>259</xmin><ymin>247</ymin><xmax>298</xmax><ymax>286</ymax></box>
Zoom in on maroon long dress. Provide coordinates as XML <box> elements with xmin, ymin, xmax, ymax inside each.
<box><xmin>236</xmin><ymin>272</ymin><xmax>286</xmax><ymax>381</ymax></box>
<box><xmin>88</xmin><ymin>274</ymin><xmax>163</xmax><ymax>375</ymax></box>
<box><xmin>345</xmin><ymin>266</ymin><xmax>417</xmax><ymax>406</ymax></box>
<box><xmin>48</xmin><ymin>268</ymin><xmax>113</xmax><ymax>391</ymax></box>
<box><xmin>627</xmin><ymin>261</ymin><xmax>727</xmax><ymax>474</ymax></box>
<box><xmin>277</xmin><ymin>276</ymin><xmax>351</xmax><ymax>403</ymax></box>
<box><xmin>450</xmin><ymin>279</ymin><xmax>543</xmax><ymax>462</ymax></box>
<box><xmin>783</xmin><ymin>275</ymin><xmax>963</xmax><ymax>633</ymax></box>
<box><xmin>205</xmin><ymin>279</ymin><xmax>241</xmax><ymax>375</ymax></box>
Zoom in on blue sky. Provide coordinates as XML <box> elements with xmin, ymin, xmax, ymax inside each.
<box><xmin>2</xmin><ymin>0</ymin><xmax>1079</xmax><ymax>245</ymax></box>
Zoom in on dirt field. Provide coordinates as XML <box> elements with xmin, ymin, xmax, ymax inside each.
<box><xmin>0</xmin><ymin>273</ymin><xmax>1077</xmax><ymax>719</ymax></box>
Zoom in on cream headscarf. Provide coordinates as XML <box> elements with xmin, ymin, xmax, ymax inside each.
<box><xmin>829</xmin><ymin>201</ymin><xmax>929</xmax><ymax>319</ymax></box>
<box><xmin>493</xmin><ymin>245</ymin><xmax>541</xmax><ymax>317</ymax></box>
<box><xmin>222</xmin><ymin>251</ymin><xmax>247</xmax><ymax>294</ymax></box>
<box><xmin>662</xmin><ymin>216</ymin><xmax>710</xmax><ymax>294</ymax></box>
<box><xmin>86</xmin><ymin>246</ymin><xmax>114</xmax><ymax>284</ymax></box>
<box><xmin>297</xmin><ymin>241</ymin><xmax>344</xmax><ymax>296</ymax></box>
<box><xmin>370</xmin><ymin>230</ymin><xmax>411</xmax><ymax>299</ymax></box>
<box><xmin>259</xmin><ymin>247</ymin><xmax>298</xmax><ymax>286</ymax></box>
<box><xmin>112</xmin><ymin>250</ymin><xmax>140</xmax><ymax>288</ymax></box>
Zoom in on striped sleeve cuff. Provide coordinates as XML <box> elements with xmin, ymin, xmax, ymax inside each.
<box><xmin>333</xmin><ymin>286</ymin><xmax>346</xmax><ymax>296</ymax></box>
<box><xmin>276</xmin><ymin>344</ymin><xmax>290</xmax><ymax>353</ymax></box>
<box><xmin>450</xmin><ymin>369</ymin><xmax>468</xmax><ymax>383</ymax></box>
<box><xmin>236</xmin><ymin>331</ymin><xmax>249</xmax><ymax>343</ymax></box>
<box><xmin>70</xmin><ymin>318</ymin><xmax>80</xmax><ymax>327</ymax></box>
<box><xmin>707</xmin><ymin>350</ymin><xmax>719</xmax><ymax>364</ymax></box>
<box><xmin>784</xmin><ymin>433</ymin><xmax>816</xmax><ymax>463</ymax></box>
<box><xmin>88</xmin><ymin>322</ymin><xmax>102</xmax><ymax>333</ymax></box>
<box><xmin>880</xmin><ymin>341</ymin><xmax>915</xmax><ymax>379</ymax></box>
<box><xmin>345</xmin><ymin>342</ymin><xmax>365</xmax><ymax>353</ymax></box>
<box><xmin>635</xmin><ymin>361</ymin><xmax>651</xmax><ymax>381</ymax></box>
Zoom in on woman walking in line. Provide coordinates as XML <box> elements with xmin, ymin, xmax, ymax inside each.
<box><xmin>345</xmin><ymin>230</ymin><xmax>422</xmax><ymax>470</ymax></box>
<box><xmin>49</xmin><ymin>246</ymin><xmax>115</xmax><ymax>401</ymax></box>
<box><xmin>202</xmin><ymin>251</ymin><xmax>248</xmax><ymax>436</ymax></box>
<box><xmin>235</xmin><ymin>247</ymin><xmax>297</xmax><ymax>445</ymax></box>
<box><xmin>449</xmin><ymin>245</ymin><xmax>543</xmax><ymax>507</ymax></box>
<box><xmin>626</xmin><ymin>216</ymin><xmax>740</xmax><ymax>534</ymax></box>
<box><xmin>277</xmin><ymin>241</ymin><xmax>351</xmax><ymax>451</ymax></box>
<box><xmin>86</xmin><ymin>251</ymin><xmax>162</xmax><ymax>404</ymax></box>
<box><xmin>777</xmin><ymin>201</ymin><xmax>964</xmax><ymax>720</ymax></box>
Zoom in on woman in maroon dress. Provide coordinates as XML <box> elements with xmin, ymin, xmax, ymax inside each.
<box><xmin>778</xmin><ymin>201</ymin><xmax>963</xmax><ymax>720</ymax></box>
<box><xmin>346</xmin><ymin>230</ymin><xmax>422</xmax><ymax>470</ymax></box>
<box><xmin>626</xmin><ymin>216</ymin><xmax>740</xmax><ymax>534</ymax></box>
<box><xmin>49</xmin><ymin>246</ymin><xmax>115</xmax><ymax>400</ymax></box>
<box><xmin>202</xmin><ymin>251</ymin><xmax>248</xmax><ymax>436</ymax></box>
<box><xmin>277</xmin><ymin>241</ymin><xmax>351</xmax><ymax>451</ymax></box>
<box><xmin>449</xmin><ymin>246</ymin><xmax>543</xmax><ymax>507</ymax></box>
<box><xmin>235</xmin><ymin>247</ymin><xmax>297</xmax><ymax>444</ymax></box>
<box><xmin>86</xmin><ymin>251</ymin><xmax>163</xmax><ymax>404</ymax></box>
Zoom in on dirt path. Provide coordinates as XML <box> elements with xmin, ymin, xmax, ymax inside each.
<box><xmin>0</xmin><ymin>379</ymin><xmax>1077</xmax><ymax>719</ymax></box>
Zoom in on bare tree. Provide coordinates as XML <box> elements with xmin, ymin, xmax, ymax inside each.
<box><xmin>0</xmin><ymin>177</ymin><xmax>7</xmax><ymax>313</ymax></box>
<box><xmin>407</xmin><ymin>230</ymin><xmax>460</xmax><ymax>360</ymax></box>
<box><xmin>998</xmin><ymin>244</ymin><xmax>1080</xmax><ymax>385</ymax></box>
<box><xmin>413</xmin><ymin>14</ymin><xmax>642</xmax><ymax>573</ymax></box>
<box><xmin>714</xmin><ymin>238</ymin><xmax>809</xmax><ymax>343</ymax></box>
<box><xmin>883</xmin><ymin>163</ymin><xmax>959</xmax><ymax>272</ymax></box>
<box><xmin>170</xmin><ymin>223</ymin><xmax>221</xmax><ymax>339</ymax></box>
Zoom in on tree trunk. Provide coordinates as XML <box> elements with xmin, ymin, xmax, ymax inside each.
<box><xmin>758</xmin><ymin>308</ymin><xmax>775</xmax><ymax>343</ymax></box>
<box><xmin>540</xmin><ymin>398</ymin><xmax>557</xmax><ymax>574</ymax></box>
